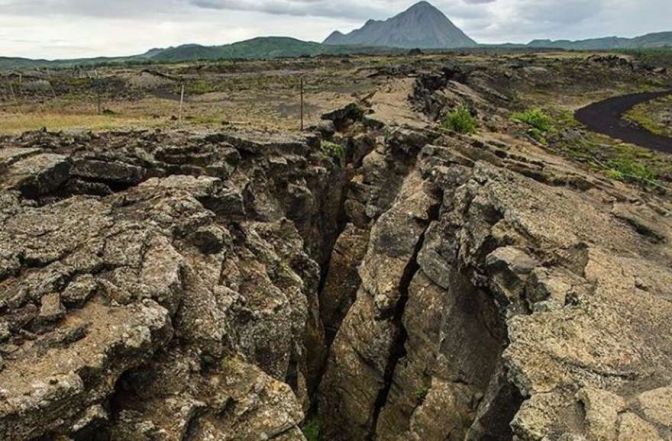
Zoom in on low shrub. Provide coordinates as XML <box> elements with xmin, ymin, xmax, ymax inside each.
<box><xmin>606</xmin><ymin>156</ymin><xmax>658</xmax><ymax>186</ymax></box>
<box><xmin>512</xmin><ymin>108</ymin><xmax>554</xmax><ymax>142</ymax></box>
<box><xmin>186</xmin><ymin>78</ymin><xmax>220</xmax><ymax>95</ymax></box>
<box><xmin>441</xmin><ymin>105</ymin><xmax>477</xmax><ymax>134</ymax></box>
<box><xmin>321</xmin><ymin>140</ymin><xmax>346</xmax><ymax>166</ymax></box>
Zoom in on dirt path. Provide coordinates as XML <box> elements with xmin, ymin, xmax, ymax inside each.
<box><xmin>575</xmin><ymin>90</ymin><xmax>672</xmax><ymax>153</ymax></box>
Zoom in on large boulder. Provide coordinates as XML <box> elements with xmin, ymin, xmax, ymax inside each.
<box><xmin>0</xmin><ymin>152</ymin><xmax>71</xmax><ymax>197</ymax></box>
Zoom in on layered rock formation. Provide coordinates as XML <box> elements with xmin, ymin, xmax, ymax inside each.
<box><xmin>1</xmin><ymin>59</ymin><xmax>672</xmax><ymax>441</ymax></box>
<box><xmin>319</xmin><ymin>126</ymin><xmax>672</xmax><ymax>440</ymax></box>
<box><xmin>312</xmin><ymin>66</ymin><xmax>672</xmax><ymax>439</ymax></box>
<box><xmin>0</xmin><ymin>130</ymin><xmax>344</xmax><ymax>440</ymax></box>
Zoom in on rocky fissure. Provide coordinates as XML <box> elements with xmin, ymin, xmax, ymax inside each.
<box><xmin>367</xmin><ymin>200</ymin><xmax>439</xmax><ymax>441</ymax></box>
<box><xmin>2</xmin><ymin>60</ymin><xmax>672</xmax><ymax>441</ymax></box>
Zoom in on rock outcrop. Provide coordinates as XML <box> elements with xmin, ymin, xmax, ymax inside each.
<box><xmin>316</xmin><ymin>101</ymin><xmax>672</xmax><ymax>440</ymax></box>
<box><xmin>0</xmin><ymin>129</ymin><xmax>345</xmax><ymax>440</ymax></box>
<box><xmin>1</xmin><ymin>58</ymin><xmax>672</xmax><ymax>441</ymax></box>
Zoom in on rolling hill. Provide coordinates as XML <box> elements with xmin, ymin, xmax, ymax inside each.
<box><xmin>0</xmin><ymin>37</ymin><xmax>391</xmax><ymax>70</ymax></box>
<box><xmin>142</xmin><ymin>37</ymin><xmax>382</xmax><ymax>61</ymax></box>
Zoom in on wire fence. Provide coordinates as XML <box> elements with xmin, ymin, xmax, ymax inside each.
<box><xmin>1</xmin><ymin>68</ymin><xmax>309</xmax><ymax>131</ymax></box>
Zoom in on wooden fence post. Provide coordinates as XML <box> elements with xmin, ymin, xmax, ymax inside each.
<box><xmin>179</xmin><ymin>83</ymin><xmax>185</xmax><ymax>123</ymax></box>
<box><xmin>8</xmin><ymin>82</ymin><xmax>22</xmax><ymax>114</ymax></box>
<box><xmin>8</xmin><ymin>83</ymin><xmax>16</xmax><ymax>102</ymax></box>
<box><xmin>92</xmin><ymin>78</ymin><xmax>102</xmax><ymax>114</ymax></box>
<box><xmin>300</xmin><ymin>76</ymin><xmax>304</xmax><ymax>131</ymax></box>
<box><xmin>49</xmin><ymin>77</ymin><xmax>57</xmax><ymax>99</ymax></box>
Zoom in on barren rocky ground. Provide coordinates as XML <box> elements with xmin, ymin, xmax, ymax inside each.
<box><xmin>1</xmin><ymin>52</ymin><xmax>672</xmax><ymax>441</ymax></box>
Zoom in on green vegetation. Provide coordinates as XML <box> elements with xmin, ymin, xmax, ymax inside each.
<box><xmin>512</xmin><ymin>108</ymin><xmax>554</xmax><ymax>142</ymax></box>
<box><xmin>625</xmin><ymin>106</ymin><xmax>665</xmax><ymax>136</ymax></box>
<box><xmin>149</xmin><ymin>38</ymin><xmax>327</xmax><ymax>62</ymax></box>
<box><xmin>302</xmin><ymin>418</ymin><xmax>321</xmax><ymax>441</ymax></box>
<box><xmin>605</xmin><ymin>156</ymin><xmax>658</xmax><ymax>184</ymax></box>
<box><xmin>622</xmin><ymin>48</ymin><xmax>672</xmax><ymax>69</ymax></box>
<box><xmin>321</xmin><ymin>140</ymin><xmax>346</xmax><ymax>166</ymax></box>
<box><xmin>415</xmin><ymin>386</ymin><xmax>429</xmax><ymax>402</ymax></box>
<box><xmin>186</xmin><ymin>78</ymin><xmax>220</xmax><ymax>95</ymax></box>
<box><xmin>624</xmin><ymin>96</ymin><xmax>672</xmax><ymax>137</ymax></box>
<box><xmin>0</xmin><ymin>55</ymin><xmax>141</xmax><ymax>70</ymax></box>
<box><xmin>548</xmin><ymin>109</ymin><xmax>670</xmax><ymax>189</ymax></box>
<box><xmin>0</xmin><ymin>50</ymin><xmax>385</xmax><ymax>134</ymax></box>
<box><xmin>441</xmin><ymin>105</ymin><xmax>477</xmax><ymax>134</ymax></box>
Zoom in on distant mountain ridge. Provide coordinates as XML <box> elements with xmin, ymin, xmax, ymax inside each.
<box><xmin>324</xmin><ymin>1</ymin><xmax>477</xmax><ymax>49</ymax></box>
<box><xmin>527</xmin><ymin>31</ymin><xmax>672</xmax><ymax>50</ymax></box>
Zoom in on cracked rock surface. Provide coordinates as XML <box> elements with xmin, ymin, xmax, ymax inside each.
<box><xmin>1</xmin><ymin>58</ymin><xmax>672</xmax><ymax>441</ymax></box>
<box><xmin>0</xmin><ymin>129</ymin><xmax>343</xmax><ymax>440</ymax></box>
<box><xmin>316</xmin><ymin>65</ymin><xmax>672</xmax><ymax>440</ymax></box>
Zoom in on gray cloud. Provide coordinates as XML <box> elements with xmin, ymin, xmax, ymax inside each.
<box><xmin>0</xmin><ymin>0</ymin><xmax>185</xmax><ymax>18</ymax></box>
<box><xmin>0</xmin><ymin>0</ymin><xmax>670</xmax><ymax>58</ymax></box>
<box><xmin>189</xmin><ymin>0</ymin><xmax>384</xmax><ymax>19</ymax></box>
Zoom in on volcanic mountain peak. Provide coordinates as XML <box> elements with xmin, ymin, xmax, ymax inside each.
<box><xmin>407</xmin><ymin>1</ymin><xmax>443</xmax><ymax>14</ymax></box>
<box><xmin>324</xmin><ymin>1</ymin><xmax>477</xmax><ymax>49</ymax></box>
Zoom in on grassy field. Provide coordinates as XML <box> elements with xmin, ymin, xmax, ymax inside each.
<box><xmin>0</xmin><ymin>87</ymin><xmax>360</xmax><ymax>134</ymax></box>
<box><xmin>0</xmin><ymin>113</ymin><xmax>157</xmax><ymax>134</ymax></box>
<box><xmin>624</xmin><ymin>95</ymin><xmax>672</xmax><ymax>137</ymax></box>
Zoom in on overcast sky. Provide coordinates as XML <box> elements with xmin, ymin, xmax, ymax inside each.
<box><xmin>1</xmin><ymin>0</ymin><xmax>670</xmax><ymax>59</ymax></box>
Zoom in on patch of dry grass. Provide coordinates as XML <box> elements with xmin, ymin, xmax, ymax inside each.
<box><xmin>0</xmin><ymin>63</ymin><xmax>373</xmax><ymax>134</ymax></box>
<box><xmin>0</xmin><ymin>112</ymin><xmax>159</xmax><ymax>134</ymax></box>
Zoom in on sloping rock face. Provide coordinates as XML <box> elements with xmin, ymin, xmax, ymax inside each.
<box><xmin>0</xmin><ymin>130</ymin><xmax>346</xmax><ymax>440</ymax></box>
<box><xmin>316</xmin><ymin>99</ymin><xmax>672</xmax><ymax>439</ymax></box>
